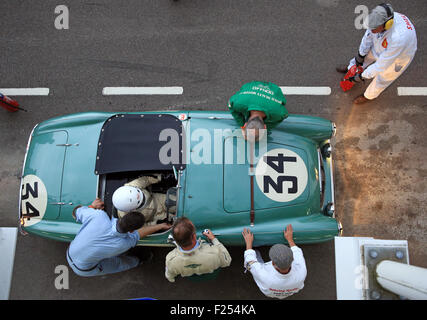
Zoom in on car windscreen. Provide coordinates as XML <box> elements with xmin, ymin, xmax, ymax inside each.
<box><xmin>94</xmin><ymin>113</ymin><xmax>186</xmax><ymax>175</ymax></box>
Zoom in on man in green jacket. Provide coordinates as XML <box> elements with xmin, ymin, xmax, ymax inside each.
<box><xmin>228</xmin><ymin>81</ymin><xmax>288</xmax><ymax>141</ymax></box>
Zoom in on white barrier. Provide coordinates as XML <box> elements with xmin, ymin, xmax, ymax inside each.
<box><xmin>0</xmin><ymin>228</ymin><xmax>18</xmax><ymax>300</ymax></box>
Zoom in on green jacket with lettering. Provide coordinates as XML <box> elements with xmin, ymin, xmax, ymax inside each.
<box><xmin>228</xmin><ymin>81</ymin><xmax>288</xmax><ymax>129</ymax></box>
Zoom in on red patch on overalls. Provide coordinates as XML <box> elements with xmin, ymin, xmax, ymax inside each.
<box><xmin>382</xmin><ymin>38</ymin><xmax>388</xmax><ymax>48</ymax></box>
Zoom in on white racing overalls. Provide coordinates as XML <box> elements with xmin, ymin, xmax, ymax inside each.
<box><xmin>348</xmin><ymin>12</ymin><xmax>417</xmax><ymax>99</ymax></box>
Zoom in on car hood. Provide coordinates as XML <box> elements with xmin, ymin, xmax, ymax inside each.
<box><xmin>184</xmin><ymin>111</ymin><xmax>327</xmax><ymax>224</ymax></box>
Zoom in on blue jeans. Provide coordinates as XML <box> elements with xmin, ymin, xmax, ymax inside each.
<box><xmin>66</xmin><ymin>251</ymin><xmax>139</xmax><ymax>277</ymax></box>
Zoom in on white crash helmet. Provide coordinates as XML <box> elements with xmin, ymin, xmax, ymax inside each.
<box><xmin>112</xmin><ymin>186</ymin><xmax>145</xmax><ymax>212</ymax></box>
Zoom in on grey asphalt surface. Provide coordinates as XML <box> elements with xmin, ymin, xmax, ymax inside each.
<box><xmin>1</xmin><ymin>0</ymin><xmax>426</xmax><ymax>300</ymax></box>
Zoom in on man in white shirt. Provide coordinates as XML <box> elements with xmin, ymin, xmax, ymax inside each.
<box><xmin>242</xmin><ymin>225</ymin><xmax>307</xmax><ymax>299</ymax></box>
<box><xmin>337</xmin><ymin>3</ymin><xmax>417</xmax><ymax>104</ymax></box>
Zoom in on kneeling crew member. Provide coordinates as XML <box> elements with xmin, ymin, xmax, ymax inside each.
<box><xmin>67</xmin><ymin>198</ymin><xmax>171</xmax><ymax>277</ymax></box>
<box><xmin>242</xmin><ymin>224</ymin><xmax>307</xmax><ymax>299</ymax></box>
<box><xmin>165</xmin><ymin>217</ymin><xmax>232</xmax><ymax>282</ymax></box>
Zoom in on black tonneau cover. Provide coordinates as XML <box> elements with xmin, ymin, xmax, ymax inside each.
<box><xmin>95</xmin><ymin>114</ymin><xmax>185</xmax><ymax>174</ymax></box>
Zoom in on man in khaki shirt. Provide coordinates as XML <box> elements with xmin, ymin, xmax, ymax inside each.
<box><xmin>165</xmin><ymin>217</ymin><xmax>232</xmax><ymax>282</ymax></box>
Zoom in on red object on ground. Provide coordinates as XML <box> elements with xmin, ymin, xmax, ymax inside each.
<box><xmin>340</xmin><ymin>65</ymin><xmax>364</xmax><ymax>92</ymax></box>
<box><xmin>0</xmin><ymin>93</ymin><xmax>27</xmax><ymax>112</ymax></box>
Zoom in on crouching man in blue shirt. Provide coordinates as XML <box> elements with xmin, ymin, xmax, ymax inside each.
<box><xmin>67</xmin><ymin>198</ymin><xmax>171</xmax><ymax>277</ymax></box>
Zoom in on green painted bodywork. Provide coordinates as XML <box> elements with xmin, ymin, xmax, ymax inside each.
<box><xmin>20</xmin><ymin>111</ymin><xmax>340</xmax><ymax>246</ymax></box>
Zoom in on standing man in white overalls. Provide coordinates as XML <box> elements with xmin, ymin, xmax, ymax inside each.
<box><xmin>337</xmin><ymin>3</ymin><xmax>417</xmax><ymax>104</ymax></box>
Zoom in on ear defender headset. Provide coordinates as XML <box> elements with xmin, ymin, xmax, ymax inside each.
<box><xmin>379</xmin><ymin>3</ymin><xmax>394</xmax><ymax>30</ymax></box>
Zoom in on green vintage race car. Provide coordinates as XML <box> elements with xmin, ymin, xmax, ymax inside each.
<box><xmin>19</xmin><ymin>111</ymin><xmax>342</xmax><ymax>246</ymax></box>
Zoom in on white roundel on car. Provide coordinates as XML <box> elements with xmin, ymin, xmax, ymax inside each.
<box><xmin>21</xmin><ymin>174</ymin><xmax>48</xmax><ymax>226</ymax></box>
<box><xmin>255</xmin><ymin>148</ymin><xmax>308</xmax><ymax>202</ymax></box>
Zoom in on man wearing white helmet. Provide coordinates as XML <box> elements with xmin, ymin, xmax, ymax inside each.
<box><xmin>113</xmin><ymin>174</ymin><xmax>168</xmax><ymax>226</ymax></box>
<box><xmin>337</xmin><ymin>3</ymin><xmax>417</xmax><ymax>104</ymax></box>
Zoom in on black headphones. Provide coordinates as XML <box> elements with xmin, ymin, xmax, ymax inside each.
<box><xmin>379</xmin><ymin>3</ymin><xmax>394</xmax><ymax>30</ymax></box>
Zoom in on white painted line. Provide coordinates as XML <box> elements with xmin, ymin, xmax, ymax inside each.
<box><xmin>280</xmin><ymin>86</ymin><xmax>331</xmax><ymax>95</ymax></box>
<box><xmin>397</xmin><ymin>87</ymin><xmax>427</xmax><ymax>96</ymax></box>
<box><xmin>103</xmin><ymin>87</ymin><xmax>183</xmax><ymax>95</ymax></box>
<box><xmin>0</xmin><ymin>88</ymin><xmax>50</xmax><ymax>96</ymax></box>
<box><xmin>0</xmin><ymin>228</ymin><xmax>18</xmax><ymax>300</ymax></box>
